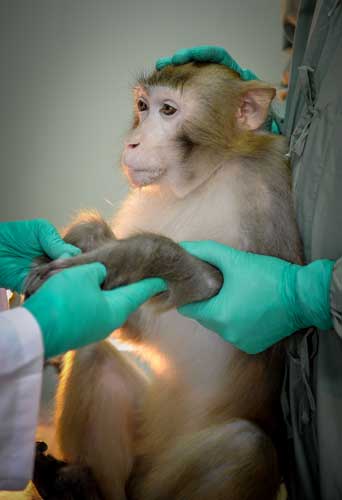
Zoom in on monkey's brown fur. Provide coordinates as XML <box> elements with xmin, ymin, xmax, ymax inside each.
<box><xmin>27</xmin><ymin>63</ymin><xmax>302</xmax><ymax>500</ymax></box>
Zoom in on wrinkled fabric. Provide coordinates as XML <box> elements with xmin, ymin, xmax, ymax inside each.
<box><xmin>0</xmin><ymin>308</ymin><xmax>43</xmax><ymax>490</ymax></box>
<box><xmin>282</xmin><ymin>1</ymin><xmax>342</xmax><ymax>498</ymax></box>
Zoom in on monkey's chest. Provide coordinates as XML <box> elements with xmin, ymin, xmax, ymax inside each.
<box><xmin>126</xmin><ymin>307</ymin><xmax>236</xmax><ymax>408</ymax></box>
<box><xmin>114</xmin><ymin>185</ymin><xmax>244</xmax><ymax>248</ymax></box>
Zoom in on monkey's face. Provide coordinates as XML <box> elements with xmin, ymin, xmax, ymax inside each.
<box><xmin>122</xmin><ymin>85</ymin><xmax>190</xmax><ymax>191</ymax></box>
<box><xmin>121</xmin><ymin>63</ymin><xmax>276</xmax><ymax>197</ymax></box>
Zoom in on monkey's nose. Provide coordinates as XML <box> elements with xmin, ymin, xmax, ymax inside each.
<box><xmin>127</xmin><ymin>142</ymin><xmax>140</xmax><ymax>149</ymax></box>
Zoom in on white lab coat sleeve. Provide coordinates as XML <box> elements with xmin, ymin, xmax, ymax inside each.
<box><xmin>0</xmin><ymin>307</ymin><xmax>43</xmax><ymax>491</ymax></box>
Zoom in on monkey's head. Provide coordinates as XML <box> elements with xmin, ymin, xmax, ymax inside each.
<box><xmin>122</xmin><ymin>62</ymin><xmax>276</xmax><ymax>197</ymax></box>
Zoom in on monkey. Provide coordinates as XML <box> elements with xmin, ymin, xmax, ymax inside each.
<box><xmin>26</xmin><ymin>62</ymin><xmax>303</xmax><ymax>500</ymax></box>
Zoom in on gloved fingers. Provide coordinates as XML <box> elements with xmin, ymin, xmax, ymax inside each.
<box><xmin>56</xmin><ymin>244</ymin><xmax>81</xmax><ymax>258</ymax></box>
<box><xmin>73</xmin><ymin>262</ymin><xmax>107</xmax><ymax>286</ymax></box>
<box><xmin>178</xmin><ymin>296</ymin><xmax>214</xmax><ymax>321</ymax></box>
<box><xmin>36</xmin><ymin>219</ymin><xmax>80</xmax><ymax>260</ymax></box>
<box><xmin>104</xmin><ymin>277</ymin><xmax>167</xmax><ymax>315</ymax></box>
<box><xmin>58</xmin><ymin>251</ymin><xmax>79</xmax><ymax>260</ymax></box>
<box><xmin>156</xmin><ymin>56</ymin><xmax>173</xmax><ymax>70</ymax></box>
<box><xmin>239</xmin><ymin>68</ymin><xmax>259</xmax><ymax>81</ymax></box>
<box><xmin>179</xmin><ymin>240</ymin><xmax>234</xmax><ymax>273</ymax></box>
<box><xmin>156</xmin><ymin>46</ymin><xmax>235</xmax><ymax>70</ymax></box>
<box><xmin>171</xmin><ymin>46</ymin><xmax>230</xmax><ymax>65</ymax></box>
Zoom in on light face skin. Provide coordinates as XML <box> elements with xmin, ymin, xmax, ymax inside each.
<box><xmin>122</xmin><ymin>85</ymin><xmax>190</xmax><ymax>190</ymax></box>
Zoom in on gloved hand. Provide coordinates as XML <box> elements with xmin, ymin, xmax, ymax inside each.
<box><xmin>156</xmin><ymin>46</ymin><xmax>280</xmax><ymax>134</ymax></box>
<box><xmin>23</xmin><ymin>263</ymin><xmax>167</xmax><ymax>358</ymax></box>
<box><xmin>156</xmin><ymin>46</ymin><xmax>258</xmax><ymax>81</ymax></box>
<box><xmin>0</xmin><ymin>219</ymin><xmax>80</xmax><ymax>293</ymax></box>
<box><xmin>178</xmin><ymin>241</ymin><xmax>335</xmax><ymax>354</ymax></box>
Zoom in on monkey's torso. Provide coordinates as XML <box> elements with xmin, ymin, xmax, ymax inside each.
<box><xmin>35</xmin><ymin>136</ymin><xmax>302</xmax><ymax>500</ymax></box>
<box><xmin>114</xmin><ymin>164</ymin><xmax>245</xmax><ymax>384</ymax></box>
<box><xmin>113</xmin><ymin>150</ymin><xmax>299</xmax><ymax>432</ymax></box>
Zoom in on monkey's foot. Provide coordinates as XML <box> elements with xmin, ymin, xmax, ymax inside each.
<box><xmin>33</xmin><ymin>441</ymin><xmax>104</xmax><ymax>500</ymax></box>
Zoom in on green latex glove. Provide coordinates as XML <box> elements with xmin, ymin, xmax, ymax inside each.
<box><xmin>156</xmin><ymin>45</ymin><xmax>280</xmax><ymax>134</ymax></box>
<box><xmin>178</xmin><ymin>241</ymin><xmax>335</xmax><ymax>354</ymax></box>
<box><xmin>0</xmin><ymin>219</ymin><xmax>80</xmax><ymax>293</ymax></box>
<box><xmin>23</xmin><ymin>263</ymin><xmax>167</xmax><ymax>358</ymax></box>
<box><xmin>156</xmin><ymin>46</ymin><xmax>258</xmax><ymax>81</ymax></box>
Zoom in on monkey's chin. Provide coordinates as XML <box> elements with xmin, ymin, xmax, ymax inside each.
<box><xmin>123</xmin><ymin>165</ymin><xmax>165</xmax><ymax>188</ymax></box>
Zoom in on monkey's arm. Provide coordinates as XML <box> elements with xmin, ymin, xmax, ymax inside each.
<box><xmin>24</xmin><ymin>218</ymin><xmax>223</xmax><ymax>309</ymax></box>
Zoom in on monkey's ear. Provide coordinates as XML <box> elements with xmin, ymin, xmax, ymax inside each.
<box><xmin>236</xmin><ymin>83</ymin><xmax>276</xmax><ymax>131</ymax></box>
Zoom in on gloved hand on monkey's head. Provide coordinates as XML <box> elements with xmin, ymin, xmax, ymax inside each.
<box><xmin>178</xmin><ymin>241</ymin><xmax>335</xmax><ymax>354</ymax></box>
<box><xmin>156</xmin><ymin>46</ymin><xmax>259</xmax><ymax>81</ymax></box>
<box><xmin>156</xmin><ymin>46</ymin><xmax>280</xmax><ymax>134</ymax></box>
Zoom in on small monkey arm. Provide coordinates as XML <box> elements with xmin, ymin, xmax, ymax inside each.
<box><xmin>23</xmin><ymin>263</ymin><xmax>166</xmax><ymax>358</ymax></box>
<box><xmin>0</xmin><ymin>220</ymin><xmax>80</xmax><ymax>293</ymax></box>
<box><xmin>178</xmin><ymin>241</ymin><xmax>335</xmax><ymax>354</ymax></box>
<box><xmin>156</xmin><ymin>46</ymin><xmax>280</xmax><ymax>134</ymax></box>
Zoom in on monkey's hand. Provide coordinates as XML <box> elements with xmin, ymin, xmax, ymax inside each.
<box><xmin>24</xmin><ymin>234</ymin><xmax>223</xmax><ymax>309</ymax></box>
<box><xmin>33</xmin><ymin>441</ymin><xmax>104</xmax><ymax>499</ymax></box>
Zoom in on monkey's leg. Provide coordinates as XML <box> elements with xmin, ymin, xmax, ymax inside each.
<box><xmin>131</xmin><ymin>419</ymin><xmax>280</xmax><ymax>500</ymax></box>
<box><xmin>55</xmin><ymin>341</ymin><xmax>149</xmax><ymax>500</ymax></box>
<box><xmin>25</xmin><ymin>233</ymin><xmax>222</xmax><ymax>307</ymax></box>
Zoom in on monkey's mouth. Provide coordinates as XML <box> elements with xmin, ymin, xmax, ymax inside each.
<box><xmin>123</xmin><ymin>164</ymin><xmax>166</xmax><ymax>187</ymax></box>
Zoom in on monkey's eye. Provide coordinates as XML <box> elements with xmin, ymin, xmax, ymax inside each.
<box><xmin>137</xmin><ymin>99</ymin><xmax>148</xmax><ymax>112</ymax></box>
<box><xmin>160</xmin><ymin>103</ymin><xmax>177</xmax><ymax>116</ymax></box>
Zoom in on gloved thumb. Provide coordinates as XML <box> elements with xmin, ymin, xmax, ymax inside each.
<box><xmin>178</xmin><ymin>295</ymin><xmax>213</xmax><ymax>321</ymax></box>
<box><xmin>81</xmin><ymin>262</ymin><xmax>107</xmax><ymax>286</ymax></box>
<box><xmin>180</xmin><ymin>240</ymin><xmax>231</xmax><ymax>273</ymax></box>
<box><xmin>38</xmin><ymin>220</ymin><xmax>81</xmax><ymax>260</ymax></box>
<box><xmin>105</xmin><ymin>277</ymin><xmax>167</xmax><ymax>316</ymax></box>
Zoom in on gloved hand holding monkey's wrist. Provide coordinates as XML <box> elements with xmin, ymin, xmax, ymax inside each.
<box><xmin>0</xmin><ymin>219</ymin><xmax>80</xmax><ymax>293</ymax></box>
<box><xmin>23</xmin><ymin>264</ymin><xmax>167</xmax><ymax>359</ymax></box>
<box><xmin>178</xmin><ymin>241</ymin><xmax>335</xmax><ymax>354</ymax></box>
